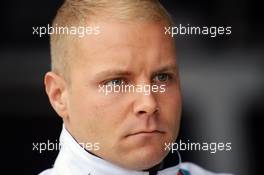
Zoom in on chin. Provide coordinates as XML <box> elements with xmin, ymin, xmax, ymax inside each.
<box><xmin>113</xmin><ymin>134</ymin><xmax>173</xmax><ymax>170</ymax></box>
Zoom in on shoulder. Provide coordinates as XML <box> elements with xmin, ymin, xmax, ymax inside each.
<box><xmin>38</xmin><ymin>168</ymin><xmax>55</xmax><ymax>175</ymax></box>
<box><xmin>179</xmin><ymin>162</ymin><xmax>233</xmax><ymax>175</ymax></box>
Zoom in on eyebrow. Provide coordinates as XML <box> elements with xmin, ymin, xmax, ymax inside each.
<box><xmin>93</xmin><ymin>63</ymin><xmax>178</xmax><ymax>81</ymax></box>
<box><xmin>93</xmin><ymin>69</ymin><xmax>132</xmax><ymax>81</ymax></box>
<box><xmin>152</xmin><ymin>64</ymin><xmax>178</xmax><ymax>75</ymax></box>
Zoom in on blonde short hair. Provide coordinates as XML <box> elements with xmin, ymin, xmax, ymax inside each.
<box><xmin>50</xmin><ymin>0</ymin><xmax>173</xmax><ymax>81</ymax></box>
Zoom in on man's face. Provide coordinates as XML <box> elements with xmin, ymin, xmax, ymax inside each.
<box><xmin>64</xmin><ymin>20</ymin><xmax>182</xmax><ymax>170</ymax></box>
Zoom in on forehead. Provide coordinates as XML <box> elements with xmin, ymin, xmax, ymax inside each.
<box><xmin>77</xmin><ymin>20</ymin><xmax>173</xmax><ymax>51</ymax></box>
<box><xmin>70</xmin><ymin>20</ymin><xmax>176</xmax><ymax>75</ymax></box>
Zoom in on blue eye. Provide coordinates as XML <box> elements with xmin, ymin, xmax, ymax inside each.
<box><xmin>105</xmin><ymin>79</ymin><xmax>124</xmax><ymax>86</ymax></box>
<box><xmin>153</xmin><ymin>73</ymin><xmax>171</xmax><ymax>83</ymax></box>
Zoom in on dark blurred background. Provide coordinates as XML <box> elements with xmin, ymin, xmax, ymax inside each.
<box><xmin>0</xmin><ymin>0</ymin><xmax>263</xmax><ymax>174</ymax></box>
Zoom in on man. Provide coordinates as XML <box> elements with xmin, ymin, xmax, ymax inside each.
<box><xmin>40</xmin><ymin>0</ymin><xmax>232</xmax><ymax>174</ymax></box>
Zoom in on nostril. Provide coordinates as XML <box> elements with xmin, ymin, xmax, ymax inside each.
<box><xmin>137</xmin><ymin>108</ymin><xmax>159</xmax><ymax>115</ymax></box>
<box><xmin>138</xmin><ymin>111</ymin><xmax>146</xmax><ymax>114</ymax></box>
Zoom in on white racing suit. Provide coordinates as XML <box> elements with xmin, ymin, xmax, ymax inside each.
<box><xmin>39</xmin><ymin>127</ymin><xmax>233</xmax><ymax>175</ymax></box>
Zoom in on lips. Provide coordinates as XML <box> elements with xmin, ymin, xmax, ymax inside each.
<box><xmin>126</xmin><ymin>130</ymin><xmax>165</xmax><ymax>137</ymax></box>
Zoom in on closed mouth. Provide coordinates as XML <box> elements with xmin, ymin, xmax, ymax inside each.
<box><xmin>126</xmin><ymin>130</ymin><xmax>165</xmax><ymax>137</ymax></box>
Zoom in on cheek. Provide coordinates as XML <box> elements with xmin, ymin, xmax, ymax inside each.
<box><xmin>158</xmin><ymin>88</ymin><xmax>182</xmax><ymax>133</ymax></box>
<box><xmin>73</xmin><ymin>91</ymin><xmax>130</xmax><ymax>129</ymax></box>
<box><xmin>93</xmin><ymin>95</ymin><xmax>132</xmax><ymax>128</ymax></box>
<box><xmin>159</xmin><ymin>85</ymin><xmax>181</xmax><ymax>110</ymax></box>
<box><xmin>67</xmin><ymin>90</ymin><xmax>130</xmax><ymax>144</ymax></box>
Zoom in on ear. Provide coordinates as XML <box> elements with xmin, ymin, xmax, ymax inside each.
<box><xmin>44</xmin><ymin>72</ymin><xmax>69</xmax><ymax>119</ymax></box>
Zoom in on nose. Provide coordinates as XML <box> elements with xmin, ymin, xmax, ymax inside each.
<box><xmin>133</xmin><ymin>91</ymin><xmax>159</xmax><ymax>117</ymax></box>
